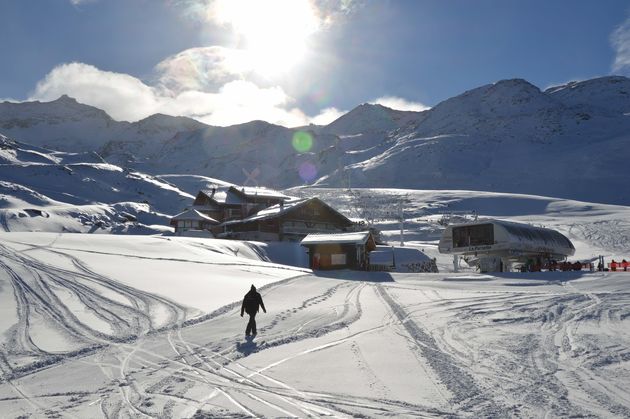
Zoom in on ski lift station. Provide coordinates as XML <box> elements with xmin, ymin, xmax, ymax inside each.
<box><xmin>438</xmin><ymin>219</ymin><xmax>575</xmax><ymax>272</ymax></box>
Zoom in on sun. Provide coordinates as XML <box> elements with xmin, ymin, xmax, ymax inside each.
<box><xmin>210</xmin><ymin>0</ymin><xmax>320</xmax><ymax>76</ymax></box>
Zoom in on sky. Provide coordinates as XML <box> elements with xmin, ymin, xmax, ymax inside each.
<box><xmin>1</xmin><ymin>0</ymin><xmax>629</xmax><ymax>127</ymax></box>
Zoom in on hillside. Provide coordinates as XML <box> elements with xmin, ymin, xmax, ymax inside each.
<box><xmin>0</xmin><ymin>134</ymin><xmax>192</xmax><ymax>233</ymax></box>
<box><xmin>2</xmin><ymin>76</ymin><xmax>630</xmax><ymax>204</ymax></box>
<box><xmin>317</xmin><ymin>77</ymin><xmax>630</xmax><ymax>205</ymax></box>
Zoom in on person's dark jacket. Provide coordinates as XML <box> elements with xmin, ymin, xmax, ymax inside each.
<box><xmin>241</xmin><ymin>285</ymin><xmax>266</xmax><ymax>316</ymax></box>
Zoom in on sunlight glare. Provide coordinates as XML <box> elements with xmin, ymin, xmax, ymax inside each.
<box><xmin>210</xmin><ymin>0</ymin><xmax>320</xmax><ymax>75</ymax></box>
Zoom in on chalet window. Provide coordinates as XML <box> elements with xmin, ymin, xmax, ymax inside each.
<box><xmin>226</xmin><ymin>208</ymin><xmax>242</xmax><ymax>218</ymax></box>
<box><xmin>331</xmin><ymin>254</ymin><xmax>346</xmax><ymax>265</ymax></box>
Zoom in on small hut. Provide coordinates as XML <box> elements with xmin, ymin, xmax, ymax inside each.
<box><xmin>301</xmin><ymin>231</ymin><xmax>376</xmax><ymax>270</ymax></box>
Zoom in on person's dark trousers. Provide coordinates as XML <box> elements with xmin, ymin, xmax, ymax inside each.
<box><xmin>245</xmin><ymin>313</ymin><xmax>257</xmax><ymax>336</ymax></box>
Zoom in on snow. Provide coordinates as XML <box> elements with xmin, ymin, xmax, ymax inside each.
<box><xmin>237</xmin><ymin>186</ymin><xmax>290</xmax><ymax>200</ymax></box>
<box><xmin>1</xmin><ymin>233</ymin><xmax>629</xmax><ymax>417</ymax></box>
<box><xmin>2</xmin><ymin>76</ymin><xmax>630</xmax><ymax>417</ymax></box>
<box><xmin>301</xmin><ymin>230</ymin><xmax>372</xmax><ymax>245</ymax></box>
<box><xmin>0</xmin><ymin>182</ymin><xmax>630</xmax><ymax>416</ymax></box>
<box><xmin>0</xmin><ymin>187</ymin><xmax>629</xmax><ymax>417</ymax></box>
<box><xmin>4</xmin><ymin>77</ymin><xmax>630</xmax><ymax>204</ymax></box>
<box><xmin>322</xmin><ymin>103</ymin><xmax>422</xmax><ymax>136</ymax></box>
<box><xmin>546</xmin><ymin>76</ymin><xmax>630</xmax><ymax>114</ymax></box>
<box><xmin>0</xmin><ymin>233</ymin><xmax>306</xmax><ymax>367</ymax></box>
<box><xmin>171</xmin><ymin>209</ymin><xmax>218</xmax><ymax>223</ymax></box>
<box><xmin>156</xmin><ymin>174</ymin><xmax>234</xmax><ymax>196</ymax></box>
<box><xmin>290</xmin><ymin>187</ymin><xmax>630</xmax><ymax>273</ymax></box>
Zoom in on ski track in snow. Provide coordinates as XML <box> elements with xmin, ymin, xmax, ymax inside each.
<box><xmin>1</xmin><ymin>238</ymin><xmax>630</xmax><ymax>417</ymax></box>
<box><xmin>384</xmin><ymin>277</ymin><xmax>630</xmax><ymax>418</ymax></box>
<box><xmin>0</xmin><ymin>242</ymin><xmax>190</xmax><ymax>376</ymax></box>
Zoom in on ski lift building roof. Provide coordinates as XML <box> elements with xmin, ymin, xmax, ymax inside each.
<box><xmin>438</xmin><ymin>219</ymin><xmax>575</xmax><ymax>260</ymax></box>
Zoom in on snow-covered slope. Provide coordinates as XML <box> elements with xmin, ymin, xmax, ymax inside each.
<box><xmin>3</xmin><ymin>75</ymin><xmax>630</xmax><ymax>204</ymax></box>
<box><xmin>0</xmin><ymin>95</ymin><xmax>121</xmax><ymax>152</ymax></box>
<box><xmin>156</xmin><ymin>174</ymin><xmax>234</xmax><ymax>196</ymax></box>
<box><xmin>1</xmin><ymin>230</ymin><xmax>629</xmax><ymax>418</ymax></box>
<box><xmin>0</xmin><ymin>134</ymin><xmax>194</xmax><ymax>233</ymax></box>
<box><xmin>322</xmin><ymin>103</ymin><xmax>421</xmax><ymax>136</ymax></box>
<box><xmin>545</xmin><ymin>75</ymin><xmax>630</xmax><ymax>114</ymax></box>
<box><xmin>317</xmin><ymin>77</ymin><xmax>630</xmax><ymax>205</ymax></box>
<box><xmin>145</xmin><ymin>120</ymin><xmax>341</xmax><ymax>188</ymax></box>
<box><xmin>0</xmin><ymin>97</ymin><xmax>205</xmax><ymax>157</ymax></box>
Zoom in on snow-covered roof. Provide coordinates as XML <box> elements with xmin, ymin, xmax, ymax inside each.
<box><xmin>220</xmin><ymin>198</ymin><xmax>308</xmax><ymax>225</ymax></box>
<box><xmin>200</xmin><ymin>186</ymin><xmax>289</xmax><ymax>206</ymax></box>
<box><xmin>234</xmin><ymin>186</ymin><xmax>289</xmax><ymax>200</ymax></box>
<box><xmin>301</xmin><ymin>231</ymin><xmax>373</xmax><ymax>245</ymax></box>
<box><xmin>492</xmin><ymin>219</ymin><xmax>574</xmax><ymax>250</ymax></box>
<box><xmin>220</xmin><ymin>197</ymin><xmax>351</xmax><ymax>226</ymax></box>
<box><xmin>201</xmin><ymin>187</ymin><xmax>245</xmax><ymax>205</ymax></box>
<box><xmin>171</xmin><ymin>209</ymin><xmax>218</xmax><ymax>223</ymax></box>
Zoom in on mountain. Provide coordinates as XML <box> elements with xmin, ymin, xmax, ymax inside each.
<box><xmin>323</xmin><ymin>103</ymin><xmax>422</xmax><ymax>136</ymax></box>
<box><xmin>0</xmin><ymin>97</ymin><xmax>205</xmax><ymax>157</ymax></box>
<box><xmin>2</xmin><ymin>75</ymin><xmax>630</xmax><ymax>205</ymax></box>
<box><xmin>0</xmin><ymin>133</ymin><xmax>193</xmax><ymax>233</ymax></box>
<box><xmin>317</xmin><ymin>77</ymin><xmax>630</xmax><ymax>205</ymax></box>
<box><xmin>545</xmin><ymin>75</ymin><xmax>630</xmax><ymax>114</ymax></box>
<box><xmin>145</xmin><ymin>120</ymin><xmax>341</xmax><ymax>188</ymax></box>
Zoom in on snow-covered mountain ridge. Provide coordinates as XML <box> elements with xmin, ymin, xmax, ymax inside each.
<box><xmin>0</xmin><ymin>133</ymin><xmax>192</xmax><ymax>233</ymax></box>
<box><xmin>2</xmin><ymin>75</ymin><xmax>630</xmax><ymax>204</ymax></box>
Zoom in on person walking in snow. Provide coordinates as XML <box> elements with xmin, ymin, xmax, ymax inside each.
<box><xmin>241</xmin><ymin>285</ymin><xmax>266</xmax><ymax>337</ymax></box>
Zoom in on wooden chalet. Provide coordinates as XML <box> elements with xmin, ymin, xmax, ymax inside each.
<box><xmin>170</xmin><ymin>209</ymin><xmax>219</xmax><ymax>235</ymax></box>
<box><xmin>219</xmin><ymin>197</ymin><xmax>353</xmax><ymax>242</ymax></box>
<box><xmin>192</xmin><ymin>186</ymin><xmax>289</xmax><ymax>222</ymax></box>
<box><xmin>301</xmin><ymin>231</ymin><xmax>377</xmax><ymax>270</ymax></box>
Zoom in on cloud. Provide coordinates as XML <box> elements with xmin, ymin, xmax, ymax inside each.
<box><xmin>154</xmin><ymin>46</ymin><xmax>253</xmax><ymax>93</ymax></box>
<box><xmin>28</xmin><ymin>61</ymin><xmax>321</xmax><ymax>127</ymax></box>
<box><xmin>309</xmin><ymin>107</ymin><xmax>345</xmax><ymax>125</ymax></box>
<box><xmin>369</xmin><ymin>96</ymin><xmax>430</xmax><ymax>112</ymax></box>
<box><xmin>27</xmin><ymin>60</ymin><xmax>427</xmax><ymax>128</ymax></box>
<box><xmin>25</xmin><ymin>2</ymin><xmax>368</xmax><ymax>128</ymax></box>
<box><xmin>30</xmin><ymin>63</ymin><xmax>160</xmax><ymax>121</ymax></box>
<box><xmin>611</xmin><ymin>17</ymin><xmax>630</xmax><ymax>73</ymax></box>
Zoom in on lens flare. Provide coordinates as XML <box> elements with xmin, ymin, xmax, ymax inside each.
<box><xmin>292</xmin><ymin>131</ymin><xmax>313</xmax><ymax>152</ymax></box>
<box><xmin>298</xmin><ymin>161</ymin><xmax>318</xmax><ymax>183</ymax></box>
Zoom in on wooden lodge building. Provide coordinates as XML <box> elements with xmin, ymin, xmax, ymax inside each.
<box><xmin>191</xmin><ymin>186</ymin><xmax>289</xmax><ymax>222</ymax></box>
<box><xmin>172</xmin><ymin>186</ymin><xmax>354</xmax><ymax>242</ymax></box>
<box><xmin>301</xmin><ymin>231</ymin><xmax>377</xmax><ymax>270</ymax></box>
<box><xmin>219</xmin><ymin>197</ymin><xmax>353</xmax><ymax>242</ymax></box>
